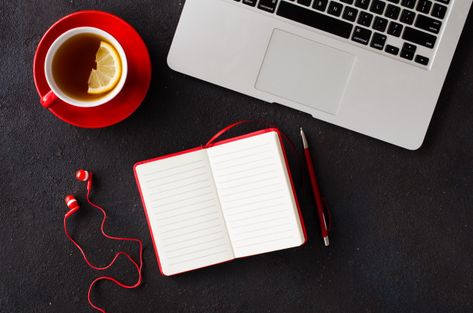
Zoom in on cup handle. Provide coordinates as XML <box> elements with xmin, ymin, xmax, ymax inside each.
<box><xmin>41</xmin><ymin>90</ymin><xmax>59</xmax><ymax>109</ymax></box>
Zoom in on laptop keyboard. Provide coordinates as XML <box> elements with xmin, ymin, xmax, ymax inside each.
<box><xmin>232</xmin><ymin>0</ymin><xmax>452</xmax><ymax>67</ymax></box>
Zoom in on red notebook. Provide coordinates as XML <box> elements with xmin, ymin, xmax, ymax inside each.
<box><xmin>134</xmin><ymin>128</ymin><xmax>307</xmax><ymax>276</ymax></box>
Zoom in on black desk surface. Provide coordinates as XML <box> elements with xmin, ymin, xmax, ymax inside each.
<box><xmin>1</xmin><ymin>1</ymin><xmax>472</xmax><ymax>312</ymax></box>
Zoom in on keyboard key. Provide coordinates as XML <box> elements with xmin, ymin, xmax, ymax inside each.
<box><xmin>387</xmin><ymin>21</ymin><xmax>403</xmax><ymax>36</ymax></box>
<box><xmin>370</xmin><ymin>33</ymin><xmax>387</xmax><ymax>50</ymax></box>
<box><xmin>415</xmin><ymin>14</ymin><xmax>442</xmax><ymax>34</ymax></box>
<box><xmin>340</xmin><ymin>0</ymin><xmax>355</xmax><ymax>4</ymax></box>
<box><xmin>431</xmin><ymin>3</ymin><xmax>447</xmax><ymax>19</ymax></box>
<box><xmin>416</xmin><ymin>0</ymin><xmax>432</xmax><ymax>13</ymax></box>
<box><xmin>328</xmin><ymin>1</ymin><xmax>344</xmax><ymax>16</ymax></box>
<box><xmin>385</xmin><ymin>44</ymin><xmax>400</xmax><ymax>55</ymax></box>
<box><xmin>401</xmin><ymin>0</ymin><xmax>415</xmax><ymax>8</ymax></box>
<box><xmin>387</xmin><ymin>0</ymin><xmax>400</xmax><ymax>3</ymax></box>
<box><xmin>370</xmin><ymin>0</ymin><xmax>386</xmax><ymax>14</ymax></box>
<box><xmin>402</xmin><ymin>26</ymin><xmax>437</xmax><ymax>48</ymax></box>
<box><xmin>355</xmin><ymin>0</ymin><xmax>371</xmax><ymax>10</ymax></box>
<box><xmin>385</xmin><ymin>4</ymin><xmax>401</xmax><ymax>19</ymax></box>
<box><xmin>297</xmin><ymin>0</ymin><xmax>312</xmax><ymax>6</ymax></box>
<box><xmin>342</xmin><ymin>6</ymin><xmax>359</xmax><ymax>21</ymax></box>
<box><xmin>400</xmin><ymin>50</ymin><xmax>414</xmax><ymax>60</ymax></box>
<box><xmin>400</xmin><ymin>42</ymin><xmax>417</xmax><ymax>60</ymax></box>
<box><xmin>258</xmin><ymin>0</ymin><xmax>278</xmax><ymax>13</ymax></box>
<box><xmin>277</xmin><ymin>1</ymin><xmax>354</xmax><ymax>38</ymax></box>
<box><xmin>313</xmin><ymin>0</ymin><xmax>329</xmax><ymax>11</ymax></box>
<box><xmin>400</xmin><ymin>9</ymin><xmax>416</xmax><ymax>24</ymax></box>
<box><xmin>436</xmin><ymin>0</ymin><xmax>449</xmax><ymax>4</ymax></box>
<box><xmin>358</xmin><ymin>11</ymin><xmax>374</xmax><ymax>27</ymax></box>
<box><xmin>242</xmin><ymin>0</ymin><xmax>257</xmax><ymax>6</ymax></box>
<box><xmin>403</xmin><ymin>42</ymin><xmax>417</xmax><ymax>52</ymax></box>
<box><xmin>373</xmin><ymin>16</ymin><xmax>389</xmax><ymax>31</ymax></box>
<box><xmin>415</xmin><ymin>55</ymin><xmax>430</xmax><ymax>65</ymax></box>
<box><xmin>352</xmin><ymin>26</ymin><xmax>372</xmax><ymax>45</ymax></box>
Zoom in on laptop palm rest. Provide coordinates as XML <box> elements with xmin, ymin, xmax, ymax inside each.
<box><xmin>256</xmin><ymin>29</ymin><xmax>356</xmax><ymax>115</ymax></box>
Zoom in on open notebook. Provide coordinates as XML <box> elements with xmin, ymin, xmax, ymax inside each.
<box><xmin>134</xmin><ymin>129</ymin><xmax>306</xmax><ymax>276</ymax></box>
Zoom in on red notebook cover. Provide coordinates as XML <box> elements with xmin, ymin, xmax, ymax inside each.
<box><xmin>134</xmin><ymin>128</ymin><xmax>307</xmax><ymax>275</ymax></box>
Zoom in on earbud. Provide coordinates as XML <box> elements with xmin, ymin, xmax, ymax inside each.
<box><xmin>64</xmin><ymin>195</ymin><xmax>80</xmax><ymax>218</ymax></box>
<box><xmin>76</xmin><ymin>169</ymin><xmax>93</xmax><ymax>191</ymax></box>
<box><xmin>76</xmin><ymin>169</ymin><xmax>91</xmax><ymax>182</ymax></box>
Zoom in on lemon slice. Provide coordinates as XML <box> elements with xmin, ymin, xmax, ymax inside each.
<box><xmin>87</xmin><ymin>41</ymin><xmax>122</xmax><ymax>95</ymax></box>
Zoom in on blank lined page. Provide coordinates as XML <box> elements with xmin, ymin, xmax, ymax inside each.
<box><xmin>207</xmin><ymin>131</ymin><xmax>305</xmax><ymax>258</ymax></box>
<box><xmin>134</xmin><ymin>149</ymin><xmax>234</xmax><ymax>276</ymax></box>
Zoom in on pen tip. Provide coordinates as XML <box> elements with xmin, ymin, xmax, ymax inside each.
<box><xmin>300</xmin><ymin>128</ymin><xmax>308</xmax><ymax>148</ymax></box>
<box><xmin>324</xmin><ymin>237</ymin><xmax>330</xmax><ymax>246</ymax></box>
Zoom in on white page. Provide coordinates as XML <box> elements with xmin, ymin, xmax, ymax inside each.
<box><xmin>207</xmin><ymin>131</ymin><xmax>305</xmax><ymax>258</ymax></box>
<box><xmin>134</xmin><ymin>149</ymin><xmax>234</xmax><ymax>276</ymax></box>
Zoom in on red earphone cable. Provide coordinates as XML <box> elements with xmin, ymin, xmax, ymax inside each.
<box><xmin>63</xmin><ymin>177</ymin><xmax>143</xmax><ymax>313</ymax></box>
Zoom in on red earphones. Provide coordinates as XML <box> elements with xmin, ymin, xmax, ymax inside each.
<box><xmin>63</xmin><ymin>170</ymin><xmax>92</xmax><ymax>218</ymax></box>
<box><xmin>63</xmin><ymin>170</ymin><xmax>143</xmax><ymax>313</ymax></box>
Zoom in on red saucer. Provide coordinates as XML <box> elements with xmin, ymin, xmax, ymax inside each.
<box><xmin>33</xmin><ymin>10</ymin><xmax>151</xmax><ymax>128</ymax></box>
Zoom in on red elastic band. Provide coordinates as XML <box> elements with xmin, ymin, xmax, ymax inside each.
<box><xmin>64</xmin><ymin>181</ymin><xmax>143</xmax><ymax>313</ymax></box>
<box><xmin>205</xmin><ymin>120</ymin><xmax>297</xmax><ymax>152</ymax></box>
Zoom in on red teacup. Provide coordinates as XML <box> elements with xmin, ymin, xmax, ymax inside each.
<box><xmin>41</xmin><ymin>26</ymin><xmax>128</xmax><ymax>109</ymax></box>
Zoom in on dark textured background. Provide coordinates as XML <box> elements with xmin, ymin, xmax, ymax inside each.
<box><xmin>1</xmin><ymin>1</ymin><xmax>472</xmax><ymax>312</ymax></box>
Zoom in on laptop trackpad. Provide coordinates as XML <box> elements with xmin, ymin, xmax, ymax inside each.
<box><xmin>256</xmin><ymin>29</ymin><xmax>355</xmax><ymax>115</ymax></box>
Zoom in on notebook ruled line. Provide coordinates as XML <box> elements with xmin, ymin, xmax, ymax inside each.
<box><xmin>169</xmin><ymin>250</ymin><xmax>229</xmax><ymax>267</ymax></box>
<box><xmin>222</xmin><ymin>189</ymin><xmax>284</xmax><ymax>205</ymax></box>
<box><xmin>148</xmin><ymin>173</ymin><xmax>208</xmax><ymax>191</ymax></box>
<box><xmin>146</xmin><ymin>165</ymin><xmax>206</xmax><ymax>182</ymax></box>
<box><xmin>167</xmin><ymin>243</ymin><xmax>226</xmax><ymax>260</ymax></box>
<box><xmin>159</xmin><ymin>211</ymin><xmax>218</xmax><ymax>228</ymax></box>
<box><xmin>224</xmin><ymin>195</ymin><xmax>285</xmax><ymax>211</ymax></box>
<box><xmin>153</xmin><ymin>184</ymin><xmax>212</xmax><ymax>201</ymax></box>
<box><xmin>230</xmin><ymin>222</ymin><xmax>290</xmax><ymax>236</ymax></box>
<box><xmin>214</xmin><ymin>163</ymin><xmax>276</xmax><ymax>177</ymax></box>
<box><xmin>229</xmin><ymin>215</ymin><xmax>287</xmax><ymax>229</ymax></box>
<box><xmin>165</xmin><ymin>236</ymin><xmax>226</xmax><ymax>254</ymax></box>
<box><xmin>150</xmin><ymin>178</ymin><xmax>210</xmax><ymax>194</ymax></box>
<box><xmin>232</xmin><ymin>227</ymin><xmax>294</xmax><ymax>243</ymax></box>
<box><xmin>216</xmin><ymin>173</ymin><xmax>278</xmax><ymax>187</ymax></box>
<box><xmin>160</xmin><ymin>223</ymin><xmax>222</xmax><ymax>239</ymax></box>
<box><xmin>156</xmin><ymin>197</ymin><xmax>217</xmax><ymax>213</ymax></box>
<box><xmin>152</xmin><ymin>191</ymin><xmax>214</xmax><ymax>205</ymax></box>
<box><xmin>157</xmin><ymin>204</ymin><xmax>218</xmax><ymax>221</ymax></box>
<box><xmin>228</xmin><ymin>208</ymin><xmax>287</xmax><ymax>224</ymax></box>
<box><xmin>159</xmin><ymin>217</ymin><xmax>219</xmax><ymax>234</ymax></box>
<box><xmin>150</xmin><ymin>166</ymin><xmax>207</xmax><ymax>189</ymax></box>
<box><xmin>143</xmin><ymin>159</ymin><xmax>205</xmax><ymax>177</ymax></box>
<box><xmin>211</xmin><ymin>150</ymin><xmax>272</xmax><ymax>166</ymax></box>
<box><xmin>220</xmin><ymin>183</ymin><xmax>281</xmax><ymax>198</ymax></box>
<box><xmin>163</xmin><ymin>230</ymin><xmax>224</xmax><ymax>247</ymax></box>
<box><xmin>215</xmin><ymin>158</ymin><xmax>272</xmax><ymax>175</ymax></box>
<box><xmin>234</xmin><ymin>236</ymin><xmax>294</xmax><ymax>249</ymax></box>
<box><xmin>225</xmin><ymin>202</ymin><xmax>285</xmax><ymax>217</ymax></box>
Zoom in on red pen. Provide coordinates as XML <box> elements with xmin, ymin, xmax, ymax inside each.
<box><xmin>300</xmin><ymin>128</ymin><xmax>330</xmax><ymax>246</ymax></box>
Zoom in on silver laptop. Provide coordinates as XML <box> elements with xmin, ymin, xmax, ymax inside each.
<box><xmin>168</xmin><ymin>0</ymin><xmax>471</xmax><ymax>150</ymax></box>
